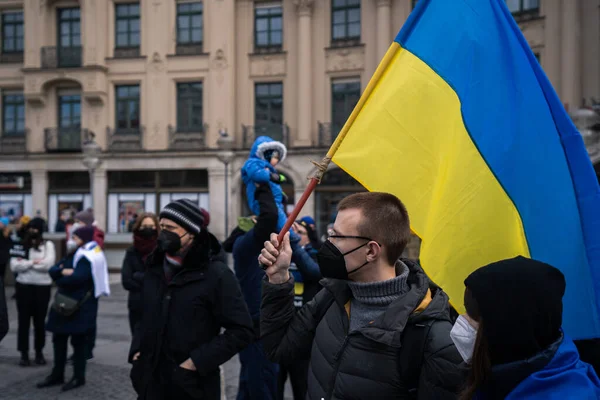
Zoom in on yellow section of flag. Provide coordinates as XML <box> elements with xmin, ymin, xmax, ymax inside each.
<box><xmin>331</xmin><ymin>43</ymin><xmax>529</xmax><ymax>310</ymax></box>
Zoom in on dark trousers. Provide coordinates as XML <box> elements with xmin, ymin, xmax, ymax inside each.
<box><xmin>85</xmin><ymin>325</ymin><xmax>96</xmax><ymax>359</ymax></box>
<box><xmin>15</xmin><ymin>283</ymin><xmax>51</xmax><ymax>354</ymax></box>
<box><xmin>237</xmin><ymin>340</ymin><xmax>279</xmax><ymax>400</ymax></box>
<box><xmin>128</xmin><ymin>308</ymin><xmax>142</xmax><ymax>335</ymax></box>
<box><xmin>52</xmin><ymin>333</ymin><xmax>86</xmax><ymax>380</ymax></box>
<box><xmin>277</xmin><ymin>358</ymin><xmax>309</xmax><ymax>400</ymax></box>
<box><xmin>0</xmin><ymin>263</ymin><xmax>6</xmax><ymax>281</ymax></box>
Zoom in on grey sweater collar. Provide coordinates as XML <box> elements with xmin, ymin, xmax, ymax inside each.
<box><xmin>347</xmin><ymin>260</ymin><xmax>410</xmax><ymax>306</ymax></box>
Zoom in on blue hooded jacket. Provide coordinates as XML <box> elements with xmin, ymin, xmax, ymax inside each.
<box><xmin>476</xmin><ymin>334</ymin><xmax>600</xmax><ymax>400</ymax></box>
<box><xmin>241</xmin><ymin>136</ymin><xmax>288</xmax><ymax>231</ymax></box>
<box><xmin>508</xmin><ymin>336</ymin><xmax>600</xmax><ymax>399</ymax></box>
<box><xmin>231</xmin><ymin>184</ymin><xmax>320</xmax><ymax>321</ymax></box>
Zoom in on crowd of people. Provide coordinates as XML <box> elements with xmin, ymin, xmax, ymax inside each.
<box><xmin>0</xmin><ymin>209</ymin><xmax>110</xmax><ymax>391</ymax></box>
<box><xmin>0</xmin><ymin>137</ymin><xmax>599</xmax><ymax>399</ymax></box>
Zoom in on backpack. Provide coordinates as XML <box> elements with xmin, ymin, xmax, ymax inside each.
<box><xmin>398</xmin><ymin>302</ymin><xmax>459</xmax><ymax>398</ymax></box>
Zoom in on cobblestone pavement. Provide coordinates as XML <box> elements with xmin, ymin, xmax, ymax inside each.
<box><xmin>0</xmin><ymin>277</ymin><xmax>288</xmax><ymax>400</ymax></box>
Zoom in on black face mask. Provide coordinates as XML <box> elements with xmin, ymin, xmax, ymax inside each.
<box><xmin>316</xmin><ymin>240</ymin><xmax>371</xmax><ymax>280</ymax></box>
<box><xmin>157</xmin><ymin>230</ymin><xmax>188</xmax><ymax>255</ymax></box>
<box><xmin>137</xmin><ymin>228</ymin><xmax>157</xmax><ymax>239</ymax></box>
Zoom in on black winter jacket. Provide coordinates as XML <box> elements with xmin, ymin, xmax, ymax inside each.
<box><xmin>121</xmin><ymin>246</ymin><xmax>145</xmax><ymax>312</ymax></box>
<box><xmin>129</xmin><ymin>235</ymin><xmax>254</xmax><ymax>400</ymax></box>
<box><xmin>261</xmin><ymin>259</ymin><xmax>465</xmax><ymax>400</ymax></box>
<box><xmin>0</xmin><ymin>277</ymin><xmax>7</xmax><ymax>343</ymax></box>
<box><xmin>0</xmin><ymin>232</ymin><xmax>11</xmax><ymax>266</ymax></box>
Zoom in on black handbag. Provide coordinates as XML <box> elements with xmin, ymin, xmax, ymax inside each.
<box><xmin>51</xmin><ymin>291</ymin><xmax>92</xmax><ymax>317</ymax></box>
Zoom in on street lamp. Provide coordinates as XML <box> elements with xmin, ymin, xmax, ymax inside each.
<box><xmin>82</xmin><ymin>132</ymin><xmax>103</xmax><ymax>210</ymax></box>
<box><xmin>216</xmin><ymin>129</ymin><xmax>235</xmax><ymax>238</ymax></box>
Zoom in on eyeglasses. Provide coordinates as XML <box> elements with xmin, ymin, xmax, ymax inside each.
<box><xmin>297</xmin><ymin>230</ymin><xmax>308</xmax><ymax>236</ymax></box>
<box><xmin>326</xmin><ymin>229</ymin><xmax>372</xmax><ymax>242</ymax></box>
<box><xmin>327</xmin><ymin>229</ymin><xmax>383</xmax><ymax>247</ymax></box>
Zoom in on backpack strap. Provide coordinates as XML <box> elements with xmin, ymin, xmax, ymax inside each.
<box><xmin>398</xmin><ymin>319</ymin><xmax>435</xmax><ymax>399</ymax></box>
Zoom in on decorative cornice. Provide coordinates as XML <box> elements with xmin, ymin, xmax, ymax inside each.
<box><xmin>376</xmin><ymin>0</ymin><xmax>392</xmax><ymax>7</ymax></box>
<box><xmin>293</xmin><ymin>0</ymin><xmax>315</xmax><ymax>16</ymax></box>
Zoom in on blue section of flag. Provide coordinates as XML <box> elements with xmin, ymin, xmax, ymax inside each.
<box><xmin>396</xmin><ymin>0</ymin><xmax>600</xmax><ymax>338</ymax></box>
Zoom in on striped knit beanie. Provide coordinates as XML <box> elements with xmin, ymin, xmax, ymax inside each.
<box><xmin>159</xmin><ymin>199</ymin><xmax>205</xmax><ymax>234</ymax></box>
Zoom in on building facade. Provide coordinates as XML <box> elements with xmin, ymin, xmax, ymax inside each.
<box><xmin>0</xmin><ymin>0</ymin><xmax>598</xmax><ymax>247</ymax></box>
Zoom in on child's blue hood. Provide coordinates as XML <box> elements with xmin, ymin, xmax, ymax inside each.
<box><xmin>249</xmin><ymin>136</ymin><xmax>288</xmax><ymax>163</ymax></box>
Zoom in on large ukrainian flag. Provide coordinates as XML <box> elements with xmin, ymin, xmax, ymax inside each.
<box><xmin>332</xmin><ymin>0</ymin><xmax>600</xmax><ymax>339</ymax></box>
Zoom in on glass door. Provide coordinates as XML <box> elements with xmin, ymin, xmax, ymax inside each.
<box><xmin>57</xmin><ymin>8</ymin><xmax>81</xmax><ymax>67</ymax></box>
<box><xmin>58</xmin><ymin>94</ymin><xmax>81</xmax><ymax>150</ymax></box>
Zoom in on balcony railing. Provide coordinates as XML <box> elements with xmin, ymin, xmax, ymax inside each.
<box><xmin>168</xmin><ymin>124</ymin><xmax>207</xmax><ymax>150</ymax></box>
<box><xmin>318</xmin><ymin>122</ymin><xmax>342</xmax><ymax>147</ymax></box>
<box><xmin>242</xmin><ymin>124</ymin><xmax>289</xmax><ymax>149</ymax></box>
<box><xmin>330</xmin><ymin>37</ymin><xmax>362</xmax><ymax>48</ymax></box>
<box><xmin>511</xmin><ymin>3</ymin><xmax>540</xmax><ymax>22</ymax></box>
<box><xmin>0</xmin><ymin>52</ymin><xmax>24</xmax><ymax>64</ymax></box>
<box><xmin>114</xmin><ymin>47</ymin><xmax>141</xmax><ymax>59</ymax></box>
<box><xmin>41</xmin><ymin>46</ymin><xmax>82</xmax><ymax>68</ymax></box>
<box><xmin>175</xmin><ymin>43</ymin><xmax>204</xmax><ymax>56</ymax></box>
<box><xmin>107</xmin><ymin>126</ymin><xmax>144</xmax><ymax>152</ymax></box>
<box><xmin>0</xmin><ymin>129</ymin><xmax>28</xmax><ymax>154</ymax></box>
<box><xmin>253</xmin><ymin>44</ymin><xmax>283</xmax><ymax>55</ymax></box>
<box><xmin>44</xmin><ymin>127</ymin><xmax>91</xmax><ymax>152</ymax></box>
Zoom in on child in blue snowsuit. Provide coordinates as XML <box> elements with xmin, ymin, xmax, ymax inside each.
<box><xmin>241</xmin><ymin>136</ymin><xmax>291</xmax><ymax>235</ymax></box>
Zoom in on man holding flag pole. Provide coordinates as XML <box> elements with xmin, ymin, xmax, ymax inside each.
<box><xmin>258</xmin><ymin>0</ymin><xmax>600</xmax><ymax>398</ymax></box>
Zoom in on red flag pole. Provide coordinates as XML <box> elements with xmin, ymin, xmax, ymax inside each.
<box><xmin>260</xmin><ymin>160</ymin><xmax>329</xmax><ymax>270</ymax></box>
<box><xmin>277</xmin><ymin>177</ymin><xmax>319</xmax><ymax>244</ymax></box>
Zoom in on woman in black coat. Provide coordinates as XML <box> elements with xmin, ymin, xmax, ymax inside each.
<box><xmin>121</xmin><ymin>213</ymin><xmax>159</xmax><ymax>334</ymax></box>
<box><xmin>37</xmin><ymin>226</ymin><xmax>99</xmax><ymax>392</ymax></box>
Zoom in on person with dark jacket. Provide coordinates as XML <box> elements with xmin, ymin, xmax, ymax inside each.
<box><xmin>0</xmin><ymin>276</ymin><xmax>8</xmax><ymax>343</ymax></box>
<box><xmin>259</xmin><ymin>192</ymin><xmax>465</xmax><ymax>400</ymax></box>
<box><xmin>128</xmin><ymin>199</ymin><xmax>254</xmax><ymax>400</ymax></box>
<box><xmin>298</xmin><ymin>216</ymin><xmax>321</xmax><ymax>251</ymax></box>
<box><xmin>37</xmin><ymin>225</ymin><xmax>100</xmax><ymax>392</ymax></box>
<box><xmin>122</xmin><ymin>213</ymin><xmax>159</xmax><ymax>334</ymax></box>
<box><xmin>277</xmin><ymin>220</ymin><xmax>321</xmax><ymax>400</ymax></box>
<box><xmin>226</xmin><ymin>184</ymin><xmax>280</xmax><ymax>400</ymax></box>
<box><xmin>199</xmin><ymin>207</ymin><xmax>228</xmax><ymax>264</ymax></box>
<box><xmin>457</xmin><ymin>257</ymin><xmax>600</xmax><ymax>399</ymax></box>
<box><xmin>0</xmin><ymin>217</ymin><xmax>12</xmax><ymax>281</ymax></box>
<box><xmin>225</xmin><ymin>184</ymin><xmax>320</xmax><ymax>400</ymax></box>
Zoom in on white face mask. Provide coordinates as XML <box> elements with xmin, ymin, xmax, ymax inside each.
<box><xmin>66</xmin><ymin>239</ymin><xmax>78</xmax><ymax>254</ymax></box>
<box><xmin>450</xmin><ymin>315</ymin><xmax>478</xmax><ymax>363</ymax></box>
<box><xmin>67</xmin><ymin>222</ymin><xmax>84</xmax><ymax>254</ymax></box>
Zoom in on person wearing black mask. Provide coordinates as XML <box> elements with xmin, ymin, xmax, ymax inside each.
<box><xmin>121</xmin><ymin>213</ymin><xmax>159</xmax><ymax>334</ymax></box>
<box><xmin>128</xmin><ymin>199</ymin><xmax>254</xmax><ymax>400</ymax></box>
<box><xmin>259</xmin><ymin>192</ymin><xmax>465</xmax><ymax>399</ymax></box>
<box><xmin>9</xmin><ymin>217</ymin><xmax>56</xmax><ymax>366</ymax></box>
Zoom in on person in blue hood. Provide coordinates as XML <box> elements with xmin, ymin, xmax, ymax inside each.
<box><xmin>454</xmin><ymin>256</ymin><xmax>600</xmax><ymax>400</ymax></box>
<box><xmin>241</xmin><ymin>136</ymin><xmax>292</xmax><ymax>236</ymax></box>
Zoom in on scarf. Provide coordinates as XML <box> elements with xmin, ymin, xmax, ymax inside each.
<box><xmin>133</xmin><ymin>233</ymin><xmax>157</xmax><ymax>262</ymax></box>
<box><xmin>74</xmin><ymin>241</ymin><xmax>111</xmax><ymax>298</ymax></box>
